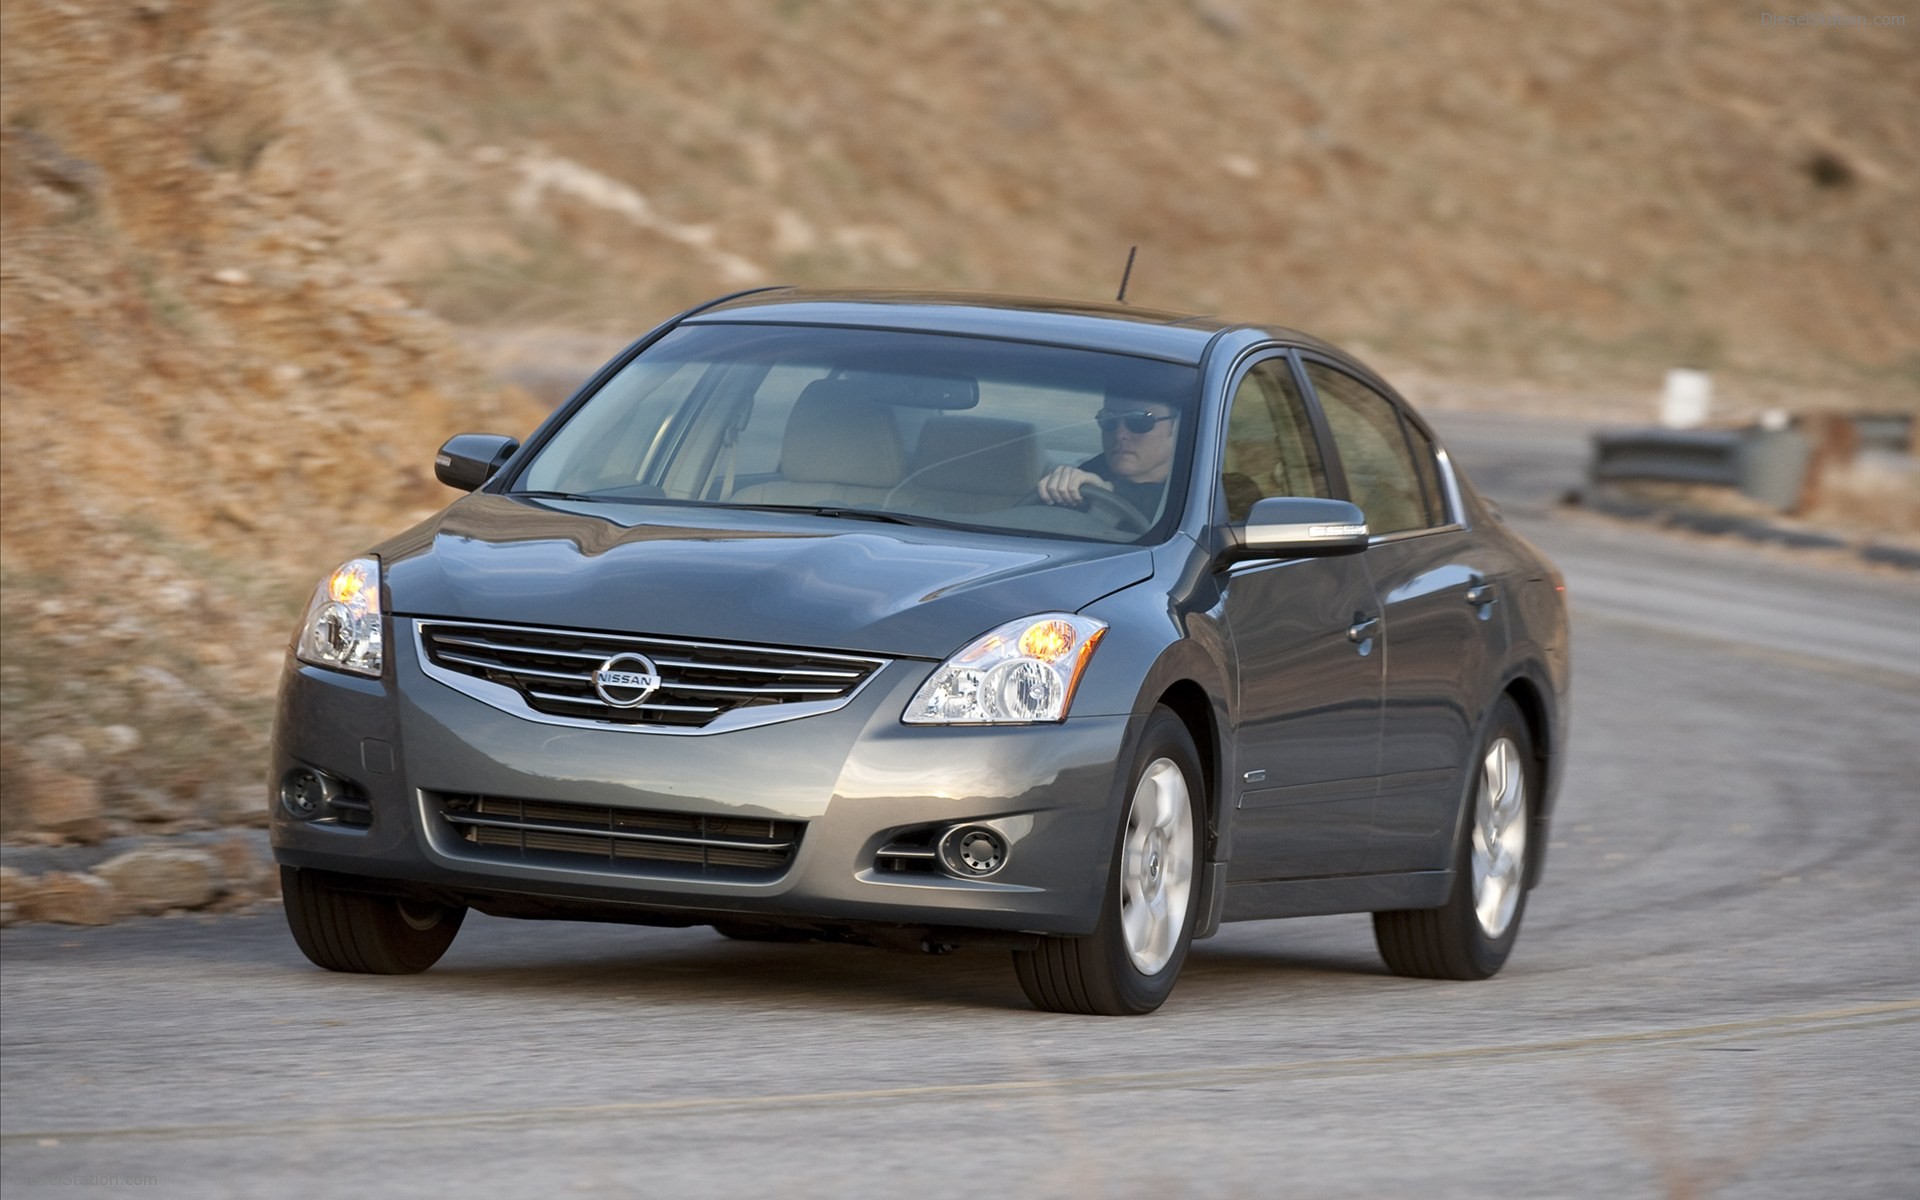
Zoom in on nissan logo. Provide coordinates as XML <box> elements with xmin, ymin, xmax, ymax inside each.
<box><xmin>592</xmin><ymin>652</ymin><xmax>662</xmax><ymax>708</ymax></box>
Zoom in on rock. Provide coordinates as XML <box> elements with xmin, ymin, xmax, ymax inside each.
<box><xmin>96</xmin><ymin>724</ymin><xmax>144</xmax><ymax>755</ymax></box>
<box><xmin>116</xmin><ymin>786</ymin><xmax>191</xmax><ymax>824</ymax></box>
<box><xmin>209</xmin><ymin>784</ymin><xmax>271</xmax><ymax>828</ymax></box>
<box><xmin>208</xmin><ymin>833</ymin><xmax>268</xmax><ymax>896</ymax></box>
<box><xmin>0</xmin><ymin>866</ymin><xmax>24</xmax><ymax>927</ymax></box>
<box><xmin>93</xmin><ymin>847</ymin><xmax>221</xmax><ymax>913</ymax></box>
<box><xmin>1194</xmin><ymin>0</ymin><xmax>1246</xmax><ymax>37</ymax></box>
<box><xmin>18</xmin><ymin>872</ymin><xmax>118</xmax><ymax>925</ymax></box>
<box><xmin>27</xmin><ymin>733</ymin><xmax>87</xmax><ymax>769</ymax></box>
<box><xmin>10</xmin><ymin>761</ymin><xmax>109</xmax><ymax>843</ymax></box>
<box><xmin>11</xmin><ymin>130</ymin><xmax>104</xmax><ymax>215</ymax></box>
<box><xmin>9</xmin><ymin>831</ymin><xmax>70</xmax><ymax>847</ymax></box>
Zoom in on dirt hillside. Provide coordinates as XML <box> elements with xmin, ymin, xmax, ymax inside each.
<box><xmin>1</xmin><ymin>0</ymin><xmax>1914</xmax><ymax>843</ymax></box>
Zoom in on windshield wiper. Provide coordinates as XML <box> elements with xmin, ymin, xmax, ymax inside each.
<box><xmin>513</xmin><ymin>496</ymin><xmax>971</xmax><ymax>530</ymax></box>
<box><xmin>513</xmin><ymin>490</ymin><xmax>654</xmax><ymax>505</ymax></box>
<box><xmin>726</xmin><ymin>504</ymin><xmax>962</xmax><ymax>529</ymax></box>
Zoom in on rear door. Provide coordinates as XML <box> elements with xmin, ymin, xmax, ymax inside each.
<box><xmin>1217</xmin><ymin>354</ymin><xmax>1383</xmax><ymax>880</ymax></box>
<box><xmin>1303</xmin><ymin>360</ymin><xmax>1504</xmax><ymax>874</ymax></box>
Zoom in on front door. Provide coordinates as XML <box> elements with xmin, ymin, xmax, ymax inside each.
<box><xmin>1217</xmin><ymin>356</ymin><xmax>1383</xmax><ymax>881</ymax></box>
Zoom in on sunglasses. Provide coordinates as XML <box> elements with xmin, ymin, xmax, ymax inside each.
<box><xmin>1095</xmin><ymin>410</ymin><xmax>1177</xmax><ymax>435</ymax></box>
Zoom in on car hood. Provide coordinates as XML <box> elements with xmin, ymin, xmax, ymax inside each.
<box><xmin>377</xmin><ymin>494</ymin><xmax>1154</xmax><ymax>660</ymax></box>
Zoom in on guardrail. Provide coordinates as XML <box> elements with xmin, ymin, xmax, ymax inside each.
<box><xmin>1590</xmin><ymin>427</ymin><xmax>1810</xmax><ymax>511</ymax></box>
<box><xmin>1589</xmin><ymin>412</ymin><xmax>1915</xmax><ymax>514</ymax></box>
<box><xmin>1853</xmin><ymin>413</ymin><xmax>1917</xmax><ymax>455</ymax></box>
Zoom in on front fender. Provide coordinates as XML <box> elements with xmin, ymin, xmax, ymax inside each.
<box><xmin>1075</xmin><ymin>534</ymin><xmax>1239</xmax><ymax>936</ymax></box>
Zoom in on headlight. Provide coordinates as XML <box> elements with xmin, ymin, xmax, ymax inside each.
<box><xmin>904</xmin><ymin>613</ymin><xmax>1107</xmax><ymax>725</ymax></box>
<box><xmin>294</xmin><ymin>557</ymin><xmax>383</xmax><ymax>677</ymax></box>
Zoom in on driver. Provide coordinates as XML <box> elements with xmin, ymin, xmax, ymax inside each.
<box><xmin>1037</xmin><ymin>397</ymin><xmax>1180</xmax><ymax>519</ymax></box>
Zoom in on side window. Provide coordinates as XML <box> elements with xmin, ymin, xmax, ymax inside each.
<box><xmin>1402</xmin><ymin>421</ymin><xmax>1449</xmax><ymax>526</ymax></box>
<box><xmin>1220</xmin><ymin>358</ymin><xmax>1330</xmax><ymax>522</ymax></box>
<box><xmin>1304</xmin><ymin>363</ymin><xmax>1430</xmax><ymax>535</ymax></box>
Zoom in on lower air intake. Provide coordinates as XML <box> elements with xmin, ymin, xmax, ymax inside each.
<box><xmin>435</xmin><ymin>793</ymin><xmax>802</xmax><ymax>880</ymax></box>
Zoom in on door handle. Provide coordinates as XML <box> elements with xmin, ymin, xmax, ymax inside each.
<box><xmin>1347</xmin><ymin>615</ymin><xmax>1380</xmax><ymax>644</ymax></box>
<box><xmin>1465</xmin><ymin>583</ymin><xmax>1496</xmax><ymax>606</ymax></box>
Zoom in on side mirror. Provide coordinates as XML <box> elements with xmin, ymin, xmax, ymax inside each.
<box><xmin>434</xmin><ymin>433</ymin><xmax>520</xmax><ymax>492</ymax></box>
<box><xmin>1231</xmin><ymin>497</ymin><xmax>1370</xmax><ymax>559</ymax></box>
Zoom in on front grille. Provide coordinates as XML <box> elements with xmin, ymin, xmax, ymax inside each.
<box><xmin>436</xmin><ymin>793</ymin><xmax>803</xmax><ymax>879</ymax></box>
<box><xmin>416</xmin><ymin>620</ymin><xmax>887</xmax><ymax>730</ymax></box>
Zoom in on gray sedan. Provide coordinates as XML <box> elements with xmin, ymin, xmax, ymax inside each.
<box><xmin>272</xmin><ymin>289</ymin><xmax>1570</xmax><ymax>1015</ymax></box>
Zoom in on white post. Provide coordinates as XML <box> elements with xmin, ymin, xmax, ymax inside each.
<box><xmin>1660</xmin><ymin>368</ymin><xmax>1713</xmax><ymax>429</ymax></box>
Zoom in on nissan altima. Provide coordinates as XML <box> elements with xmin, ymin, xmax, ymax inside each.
<box><xmin>272</xmin><ymin>288</ymin><xmax>1570</xmax><ymax>1015</ymax></box>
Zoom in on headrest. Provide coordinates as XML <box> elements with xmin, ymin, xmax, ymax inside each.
<box><xmin>910</xmin><ymin>417</ymin><xmax>1044</xmax><ymax>495</ymax></box>
<box><xmin>780</xmin><ymin>380</ymin><xmax>907</xmax><ymax>486</ymax></box>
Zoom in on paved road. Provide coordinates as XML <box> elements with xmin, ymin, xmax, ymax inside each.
<box><xmin>4</xmin><ymin>412</ymin><xmax>1917</xmax><ymax>1199</ymax></box>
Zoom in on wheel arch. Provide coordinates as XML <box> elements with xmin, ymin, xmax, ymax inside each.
<box><xmin>1502</xmin><ymin>674</ymin><xmax>1551</xmax><ymax>785</ymax></box>
<box><xmin>1497</xmin><ymin>668</ymin><xmax>1558</xmax><ymax>889</ymax></box>
<box><xmin>1155</xmin><ymin>678</ymin><xmax>1221</xmax><ymax>852</ymax></box>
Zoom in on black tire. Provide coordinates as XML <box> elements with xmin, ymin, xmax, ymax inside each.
<box><xmin>1373</xmin><ymin>696</ymin><xmax>1534</xmax><ymax>980</ymax></box>
<box><xmin>1013</xmin><ymin>707</ymin><xmax>1204</xmax><ymax>1015</ymax></box>
<box><xmin>281</xmin><ymin>866</ymin><xmax>465</xmax><ymax>975</ymax></box>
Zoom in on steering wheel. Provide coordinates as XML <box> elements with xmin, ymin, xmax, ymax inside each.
<box><xmin>1077</xmin><ymin>483</ymin><xmax>1151</xmax><ymax>534</ymax></box>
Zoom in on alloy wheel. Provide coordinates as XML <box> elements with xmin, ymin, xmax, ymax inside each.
<box><xmin>1118</xmin><ymin>758</ymin><xmax>1195</xmax><ymax>975</ymax></box>
<box><xmin>1471</xmin><ymin>736</ymin><xmax>1529</xmax><ymax>939</ymax></box>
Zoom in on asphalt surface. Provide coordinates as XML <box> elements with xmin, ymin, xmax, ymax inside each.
<box><xmin>4</xmin><ymin>411</ymin><xmax>1917</xmax><ymax>1199</ymax></box>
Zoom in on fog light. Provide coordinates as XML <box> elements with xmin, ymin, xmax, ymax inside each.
<box><xmin>939</xmin><ymin>825</ymin><xmax>1008</xmax><ymax>878</ymax></box>
<box><xmin>280</xmin><ymin>768</ymin><xmax>342</xmax><ymax>820</ymax></box>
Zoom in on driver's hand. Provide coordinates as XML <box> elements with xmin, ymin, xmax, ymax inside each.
<box><xmin>1038</xmin><ymin>466</ymin><xmax>1109</xmax><ymax>507</ymax></box>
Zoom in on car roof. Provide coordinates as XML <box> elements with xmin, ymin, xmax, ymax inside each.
<box><xmin>684</xmin><ymin>287</ymin><xmax>1342</xmax><ymax>367</ymax></box>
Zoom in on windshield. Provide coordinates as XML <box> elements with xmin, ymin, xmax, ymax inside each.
<box><xmin>510</xmin><ymin>323</ymin><xmax>1200</xmax><ymax>543</ymax></box>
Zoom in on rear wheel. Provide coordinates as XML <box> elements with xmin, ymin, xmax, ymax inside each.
<box><xmin>281</xmin><ymin>866</ymin><xmax>465</xmax><ymax>975</ymax></box>
<box><xmin>1373</xmin><ymin>696</ymin><xmax>1533</xmax><ymax>980</ymax></box>
<box><xmin>1013</xmin><ymin>707</ymin><xmax>1203</xmax><ymax>1015</ymax></box>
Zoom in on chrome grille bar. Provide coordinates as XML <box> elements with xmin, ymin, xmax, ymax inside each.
<box><xmin>414</xmin><ymin>619</ymin><xmax>889</xmax><ymax>733</ymax></box>
<box><xmin>523</xmin><ymin>688</ymin><xmax>722</xmax><ymax>714</ymax></box>
<box><xmin>649</xmin><ymin>658</ymin><xmax>863</xmax><ymax>679</ymax></box>
<box><xmin>435</xmin><ymin>651</ymin><xmax>584</xmax><ymax>682</ymax></box>
<box><xmin>663</xmin><ymin>681</ymin><xmax>844</xmax><ymax>697</ymax></box>
<box><xmin>429</xmin><ymin>634</ymin><xmax>609</xmax><ymax>661</ymax></box>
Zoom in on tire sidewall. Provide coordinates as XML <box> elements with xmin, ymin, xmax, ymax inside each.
<box><xmin>1445</xmin><ymin>696</ymin><xmax>1535</xmax><ymax>976</ymax></box>
<box><xmin>1093</xmin><ymin>707</ymin><xmax>1206</xmax><ymax>1013</ymax></box>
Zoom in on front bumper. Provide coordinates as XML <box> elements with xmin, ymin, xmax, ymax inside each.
<box><xmin>269</xmin><ymin>623</ymin><xmax>1134</xmax><ymax>937</ymax></box>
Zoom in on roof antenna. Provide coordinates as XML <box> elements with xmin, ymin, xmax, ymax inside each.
<box><xmin>1115</xmin><ymin>246</ymin><xmax>1137</xmax><ymax>303</ymax></box>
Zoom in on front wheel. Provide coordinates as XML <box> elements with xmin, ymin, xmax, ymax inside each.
<box><xmin>281</xmin><ymin>866</ymin><xmax>466</xmax><ymax>975</ymax></box>
<box><xmin>1373</xmin><ymin>696</ymin><xmax>1534</xmax><ymax>980</ymax></box>
<box><xmin>1013</xmin><ymin>707</ymin><xmax>1203</xmax><ymax>1015</ymax></box>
